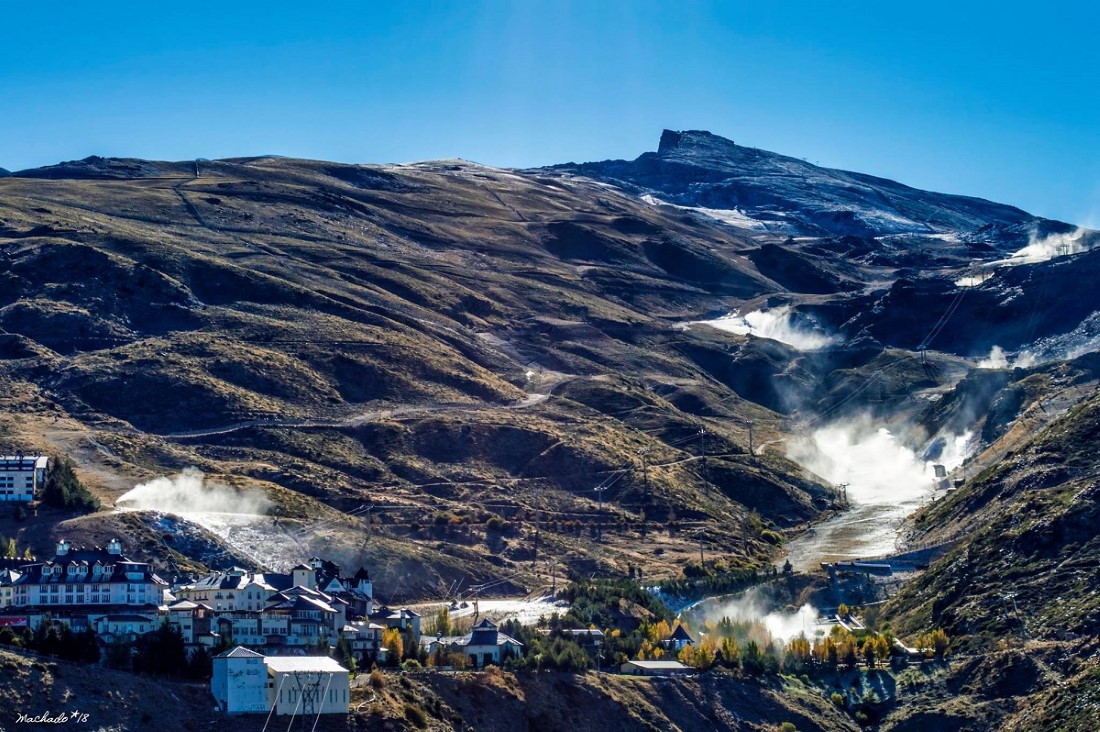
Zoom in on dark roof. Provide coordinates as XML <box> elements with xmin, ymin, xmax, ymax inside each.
<box><xmin>11</xmin><ymin>555</ymin><xmax>164</xmax><ymax>587</ymax></box>
<box><xmin>668</xmin><ymin>624</ymin><xmax>695</xmax><ymax>643</ymax></box>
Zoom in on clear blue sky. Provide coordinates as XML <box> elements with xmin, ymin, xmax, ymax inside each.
<box><xmin>1</xmin><ymin>1</ymin><xmax>1097</xmax><ymax>224</ymax></box>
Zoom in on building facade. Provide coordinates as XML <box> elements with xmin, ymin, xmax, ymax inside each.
<box><xmin>0</xmin><ymin>455</ymin><xmax>48</xmax><ymax>502</ymax></box>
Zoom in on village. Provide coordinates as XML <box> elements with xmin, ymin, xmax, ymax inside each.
<box><xmin>0</xmin><ymin>453</ymin><xmax>954</xmax><ymax>725</ymax></box>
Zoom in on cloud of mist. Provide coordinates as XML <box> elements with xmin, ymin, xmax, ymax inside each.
<box><xmin>993</xmin><ymin>227</ymin><xmax>1091</xmax><ymax>267</ymax></box>
<box><xmin>700</xmin><ymin>306</ymin><xmax>839</xmax><ymax>351</ymax></box>
<box><xmin>116</xmin><ymin>467</ymin><xmax>272</xmax><ymax>516</ymax></box>
<box><xmin>691</xmin><ymin>586</ymin><xmax>821</xmax><ymax>645</ymax></box>
<box><xmin>786</xmin><ymin>417</ymin><xmax>972</xmax><ymax>505</ymax></box>
<box><xmin>979</xmin><ymin>311</ymin><xmax>1100</xmax><ymax>371</ymax></box>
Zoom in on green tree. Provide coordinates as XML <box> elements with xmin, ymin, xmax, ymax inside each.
<box><xmin>187</xmin><ymin>646</ymin><xmax>213</xmax><ymax>679</ymax></box>
<box><xmin>134</xmin><ymin>619</ymin><xmax>187</xmax><ymax>676</ymax></box>
<box><xmin>41</xmin><ymin>456</ymin><xmax>99</xmax><ymax>512</ymax></box>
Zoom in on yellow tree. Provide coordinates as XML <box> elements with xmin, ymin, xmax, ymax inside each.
<box><xmin>787</xmin><ymin>636</ymin><xmax>812</xmax><ymax>665</ymax></box>
<box><xmin>381</xmin><ymin>627</ymin><xmax>404</xmax><ymax>661</ymax></box>
<box><xmin>720</xmin><ymin>637</ymin><xmax>740</xmax><ymax>667</ymax></box>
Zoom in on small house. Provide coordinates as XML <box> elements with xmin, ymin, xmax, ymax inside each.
<box><xmin>665</xmin><ymin>623</ymin><xmax>695</xmax><ymax>651</ymax></box>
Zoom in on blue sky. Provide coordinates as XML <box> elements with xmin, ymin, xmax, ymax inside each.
<box><xmin>1</xmin><ymin>1</ymin><xmax>1096</xmax><ymax>223</ymax></box>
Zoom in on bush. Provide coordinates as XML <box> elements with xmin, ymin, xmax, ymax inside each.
<box><xmin>404</xmin><ymin>704</ymin><xmax>428</xmax><ymax>729</ymax></box>
<box><xmin>780</xmin><ymin>723</ymin><xmax>798</xmax><ymax>732</ymax></box>
<box><xmin>830</xmin><ymin>692</ymin><xmax>846</xmax><ymax>708</ymax></box>
<box><xmin>369</xmin><ymin>669</ymin><xmax>385</xmax><ymax>689</ymax></box>
<box><xmin>402</xmin><ymin>659</ymin><xmax>423</xmax><ymax>672</ymax></box>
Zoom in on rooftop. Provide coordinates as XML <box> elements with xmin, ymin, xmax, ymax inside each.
<box><xmin>264</xmin><ymin>656</ymin><xmax>347</xmax><ymax>673</ymax></box>
<box><xmin>216</xmin><ymin>646</ymin><xmax>265</xmax><ymax>659</ymax></box>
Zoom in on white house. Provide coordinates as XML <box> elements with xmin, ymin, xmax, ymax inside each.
<box><xmin>0</xmin><ymin>455</ymin><xmax>47</xmax><ymax>502</ymax></box>
<box><xmin>212</xmin><ymin>646</ymin><xmax>269</xmax><ymax>714</ymax></box>
<box><xmin>265</xmin><ymin>655</ymin><xmax>350</xmax><ymax>716</ymax></box>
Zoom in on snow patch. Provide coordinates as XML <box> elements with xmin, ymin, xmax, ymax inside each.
<box><xmin>640</xmin><ymin>194</ymin><xmax>769</xmax><ymax>231</ymax></box>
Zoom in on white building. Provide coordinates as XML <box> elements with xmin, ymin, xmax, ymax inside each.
<box><xmin>265</xmin><ymin>655</ymin><xmax>350</xmax><ymax>716</ymax></box>
<box><xmin>212</xmin><ymin>646</ymin><xmax>269</xmax><ymax>714</ymax></box>
<box><xmin>7</xmin><ymin>539</ymin><xmax>168</xmax><ymax>611</ymax></box>
<box><xmin>0</xmin><ymin>455</ymin><xmax>47</xmax><ymax>502</ymax></box>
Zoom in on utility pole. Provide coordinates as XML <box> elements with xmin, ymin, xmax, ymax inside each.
<box><xmin>597</xmin><ymin>481</ymin><xmax>604</xmax><ymax>543</ymax></box>
<box><xmin>533</xmin><ymin>510</ymin><xmax>541</xmax><ymax>563</ymax></box>
<box><xmin>698</xmin><ymin>429</ymin><xmax>709</xmax><ymax>490</ymax></box>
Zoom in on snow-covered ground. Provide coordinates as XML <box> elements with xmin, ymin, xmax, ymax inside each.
<box><xmin>640</xmin><ymin>194</ymin><xmax>769</xmax><ymax>232</ymax></box>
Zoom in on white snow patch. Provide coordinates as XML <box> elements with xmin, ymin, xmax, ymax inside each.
<box><xmin>640</xmin><ymin>194</ymin><xmax>769</xmax><ymax>231</ymax></box>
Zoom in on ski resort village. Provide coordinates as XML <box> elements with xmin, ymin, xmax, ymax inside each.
<box><xmin>0</xmin><ymin>449</ymin><xmax>956</xmax><ymax>728</ymax></box>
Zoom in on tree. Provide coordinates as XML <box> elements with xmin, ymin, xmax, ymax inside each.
<box><xmin>429</xmin><ymin>606</ymin><xmax>452</xmax><ymax>637</ymax></box>
<box><xmin>22</xmin><ymin>547</ymin><xmax>32</xmax><ymax>560</ymax></box>
<box><xmin>134</xmin><ymin>620</ymin><xmax>187</xmax><ymax>676</ymax></box>
<box><xmin>41</xmin><ymin>456</ymin><xmax>99</xmax><ymax>513</ymax></box>
<box><xmin>861</xmin><ymin>638</ymin><xmax>877</xmax><ymax>669</ymax></box>
<box><xmin>187</xmin><ymin>646</ymin><xmax>213</xmax><ymax>679</ymax></box>
<box><xmin>719</xmin><ymin>636</ymin><xmax>741</xmax><ymax>668</ymax></box>
<box><xmin>381</xmin><ymin>627</ymin><xmax>404</xmax><ymax>666</ymax></box>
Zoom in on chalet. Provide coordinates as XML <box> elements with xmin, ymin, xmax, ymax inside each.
<box><xmin>166</xmin><ymin>599</ymin><xmax>214</xmax><ymax>645</ymax></box>
<box><xmin>0</xmin><ymin>455</ymin><xmax>47</xmax><ymax>502</ymax></box>
<box><xmin>423</xmin><ymin>619</ymin><xmax>523</xmax><ymax>668</ymax></box>
<box><xmin>562</xmin><ymin>628</ymin><xmax>605</xmax><ymax>648</ymax></box>
<box><xmin>368</xmin><ymin>606</ymin><xmax>421</xmax><ymax>645</ymax></box>
<box><xmin>664</xmin><ymin>623</ymin><xmax>695</xmax><ymax>651</ymax></box>
<box><xmin>339</xmin><ymin>620</ymin><xmax>384</xmax><ymax>665</ymax></box>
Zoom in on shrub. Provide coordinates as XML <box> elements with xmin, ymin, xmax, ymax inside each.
<box><xmin>402</xmin><ymin>659</ymin><xmax>423</xmax><ymax>672</ymax></box>
<box><xmin>369</xmin><ymin>669</ymin><xmax>385</xmax><ymax>689</ymax></box>
<box><xmin>831</xmin><ymin>692</ymin><xmax>846</xmax><ymax>708</ymax></box>
<box><xmin>780</xmin><ymin>723</ymin><xmax>798</xmax><ymax>732</ymax></box>
<box><xmin>404</xmin><ymin>704</ymin><xmax>428</xmax><ymax>729</ymax></box>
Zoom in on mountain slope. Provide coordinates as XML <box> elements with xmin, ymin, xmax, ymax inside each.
<box><xmin>547</xmin><ymin>129</ymin><xmax>1058</xmax><ymax>241</ymax></box>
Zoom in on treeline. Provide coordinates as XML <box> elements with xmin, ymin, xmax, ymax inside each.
<box><xmin>0</xmin><ymin>618</ymin><xmax>100</xmax><ymax>663</ymax></box>
<box><xmin>656</xmin><ymin>566</ymin><xmax>764</xmax><ymax>604</ymax></box>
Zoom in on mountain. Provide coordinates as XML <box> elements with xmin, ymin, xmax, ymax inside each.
<box><xmin>547</xmin><ymin>129</ymin><xmax>1061</xmax><ymax>242</ymax></box>
<box><xmin>1</xmin><ymin>133</ymin><xmax>1099</xmax><ymax>728</ymax></box>
<box><xmin>0</xmin><ymin>153</ymin><xmax>838</xmax><ymax>599</ymax></box>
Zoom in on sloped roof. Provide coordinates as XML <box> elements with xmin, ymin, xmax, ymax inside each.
<box><xmin>668</xmin><ymin>624</ymin><xmax>695</xmax><ymax>643</ymax></box>
<box><xmin>216</xmin><ymin>646</ymin><xmax>264</xmax><ymax>659</ymax></box>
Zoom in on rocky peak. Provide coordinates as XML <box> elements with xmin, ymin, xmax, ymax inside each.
<box><xmin>657</xmin><ymin>129</ymin><xmax>736</xmax><ymax>157</ymax></box>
